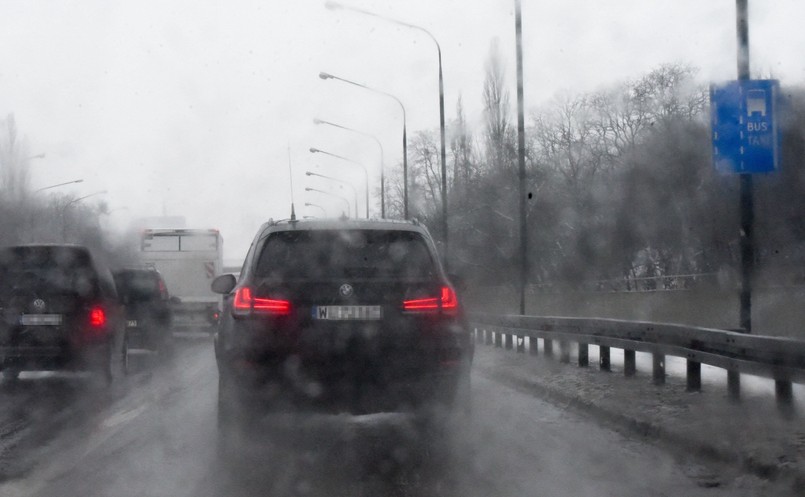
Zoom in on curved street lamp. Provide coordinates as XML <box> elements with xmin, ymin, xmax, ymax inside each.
<box><xmin>314</xmin><ymin>118</ymin><xmax>386</xmax><ymax>218</ymax></box>
<box><xmin>305</xmin><ymin>187</ymin><xmax>351</xmax><ymax>218</ymax></box>
<box><xmin>35</xmin><ymin>178</ymin><xmax>84</xmax><ymax>193</ymax></box>
<box><xmin>305</xmin><ymin>171</ymin><xmax>358</xmax><ymax>218</ymax></box>
<box><xmin>304</xmin><ymin>202</ymin><xmax>327</xmax><ymax>217</ymax></box>
<box><xmin>319</xmin><ymin>71</ymin><xmax>407</xmax><ymax>219</ymax></box>
<box><xmin>309</xmin><ymin>146</ymin><xmax>369</xmax><ymax>219</ymax></box>
<box><xmin>63</xmin><ymin>190</ymin><xmax>108</xmax><ymax>209</ymax></box>
<box><xmin>60</xmin><ymin>190</ymin><xmax>108</xmax><ymax>241</ymax></box>
<box><xmin>324</xmin><ymin>2</ymin><xmax>447</xmax><ymax>264</ymax></box>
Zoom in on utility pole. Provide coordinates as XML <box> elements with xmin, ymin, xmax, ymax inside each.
<box><xmin>515</xmin><ymin>0</ymin><xmax>528</xmax><ymax>315</ymax></box>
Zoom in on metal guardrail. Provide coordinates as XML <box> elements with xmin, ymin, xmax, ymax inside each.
<box><xmin>469</xmin><ymin>312</ymin><xmax>805</xmax><ymax>408</ymax></box>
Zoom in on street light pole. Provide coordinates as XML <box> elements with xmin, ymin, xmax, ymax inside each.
<box><xmin>63</xmin><ymin>190</ymin><xmax>108</xmax><ymax>209</ymax></box>
<box><xmin>35</xmin><ymin>178</ymin><xmax>84</xmax><ymax>193</ymax></box>
<box><xmin>309</xmin><ymin>146</ymin><xmax>369</xmax><ymax>219</ymax></box>
<box><xmin>319</xmin><ymin>72</ymin><xmax>407</xmax><ymax>219</ymax></box>
<box><xmin>306</xmin><ymin>171</ymin><xmax>359</xmax><ymax>218</ymax></box>
<box><xmin>515</xmin><ymin>0</ymin><xmax>528</xmax><ymax>316</ymax></box>
<box><xmin>325</xmin><ymin>1</ymin><xmax>448</xmax><ymax>265</ymax></box>
<box><xmin>305</xmin><ymin>187</ymin><xmax>351</xmax><ymax>218</ymax></box>
<box><xmin>60</xmin><ymin>190</ymin><xmax>107</xmax><ymax>241</ymax></box>
<box><xmin>314</xmin><ymin>118</ymin><xmax>385</xmax><ymax>218</ymax></box>
<box><xmin>304</xmin><ymin>202</ymin><xmax>327</xmax><ymax>217</ymax></box>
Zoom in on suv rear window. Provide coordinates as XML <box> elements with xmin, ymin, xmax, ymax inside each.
<box><xmin>0</xmin><ymin>246</ymin><xmax>99</xmax><ymax>299</ymax></box>
<box><xmin>255</xmin><ymin>230</ymin><xmax>436</xmax><ymax>281</ymax></box>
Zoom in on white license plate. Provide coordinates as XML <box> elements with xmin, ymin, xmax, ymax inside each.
<box><xmin>127</xmin><ymin>320</ymin><xmax>138</xmax><ymax>328</ymax></box>
<box><xmin>311</xmin><ymin>305</ymin><xmax>382</xmax><ymax>320</ymax></box>
<box><xmin>20</xmin><ymin>314</ymin><xmax>63</xmax><ymax>326</ymax></box>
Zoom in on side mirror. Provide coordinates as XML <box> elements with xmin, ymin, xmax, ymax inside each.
<box><xmin>211</xmin><ymin>274</ymin><xmax>237</xmax><ymax>295</ymax></box>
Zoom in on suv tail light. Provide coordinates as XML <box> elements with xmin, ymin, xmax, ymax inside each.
<box><xmin>402</xmin><ymin>286</ymin><xmax>458</xmax><ymax>315</ymax></box>
<box><xmin>86</xmin><ymin>305</ymin><xmax>107</xmax><ymax>334</ymax></box>
<box><xmin>232</xmin><ymin>287</ymin><xmax>291</xmax><ymax>316</ymax></box>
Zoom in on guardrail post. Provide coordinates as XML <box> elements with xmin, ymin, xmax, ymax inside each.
<box><xmin>529</xmin><ymin>336</ymin><xmax>539</xmax><ymax>355</ymax></box>
<box><xmin>624</xmin><ymin>350</ymin><xmax>636</xmax><ymax>377</ymax></box>
<box><xmin>652</xmin><ymin>353</ymin><xmax>665</xmax><ymax>385</ymax></box>
<box><xmin>599</xmin><ymin>346</ymin><xmax>611</xmax><ymax>372</ymax></box>
<box><xmin>494</xmin><ymin>330</ymin><xmax>503</xmax><ymax>348</ymax></box>
<box><xmin>775</xmin><ymin>380</ymin><xmax>793</xmax><ymax>410</ymax></box>
<box><xmin>544</xmin><ymin>339</ymin><xmax>553</xmax><ymax>358</ymax></box>
<box><xmin>727</xmin><ymin>371</ymin><xmax>741</xmax><ymax>401</ymax></box>
<box><xmin>559</xmin><ymin>341</ymin><xmax>570</xmax><ymax>363</ymax></box>
<box><xmin>475</xmin><ymin>327</ymin><xmax>483</xmax><ymax>345</ymax></box>
<box><xmin>505</xmin><ymin>333</ymin><xmax>514</xmax><ymax>350</ymax></box>
<box><xmin>686</xmin><ymin>359</ymin><xmax>701</xmax><ymax>391</ymax></box>
<box><xmin>578</xmin><ymin>343</ymin><xmax>589</xmax><ymax>367</ymax></box>
<box><xmin>484</xmin><ymin>328</ymin><xmax>493</xmax><ymax>346</ymax></box>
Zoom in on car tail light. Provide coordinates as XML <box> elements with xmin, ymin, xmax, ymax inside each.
<box><xmin>89</xmin><ymin>306</ymin><xmax>107</xmax><ymax>328</ymax></box>
<box><xmin>403</xmin><ymin>286</ymin><xmax>458</xmax><ymax>315</ymax></box>
<box><xmin>232</xmin><ymin>287</ymin><xmax>291</xmax><ymax>316</ymax></box>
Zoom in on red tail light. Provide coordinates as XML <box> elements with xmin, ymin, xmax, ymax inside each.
<box><xmin>89</xmin><ymin>306</ymin><xmax>107</xmax><ymax>327</ymax></box>
<box><xmin>232</xmin><ymin>287</ymin><xmax>291</xmax><ymax>316</ymax></box>
<box><xmin>403</xmin><ymin>286</ymin><xmax>459</xmax><ymax>314</ymax></box>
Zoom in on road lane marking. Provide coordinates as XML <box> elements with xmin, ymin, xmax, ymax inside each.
<box><xmin>101</xmin><ymin>404</ymin><xmax>147</xmax><ymax>429</ymax></box>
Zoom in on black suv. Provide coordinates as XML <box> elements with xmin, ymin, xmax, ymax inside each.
<box><xmin>212</xmin><ymin>219</ymin><xmax>473</xmax><ymax>420</ymax></box>
<box><xmin>113</xmin><ymin>268</ymin><xmax>174</xmax><ymax>363</ymax></box>
<box><xmin>0</xmin><ymin>244</ymin><xmax>125</xmax><ymax>382</ymax></box>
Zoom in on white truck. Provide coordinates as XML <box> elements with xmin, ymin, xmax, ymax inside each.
<box><xmin>139</xmin><ymin>229</ymin><xmax>223</xmax><ymax>332</ymax></box>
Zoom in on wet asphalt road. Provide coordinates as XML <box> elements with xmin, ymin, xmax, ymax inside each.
<box><xmin>0</xmin><ymin>333</ymin><xmax>778</xmax><ymax>497</ymax></box>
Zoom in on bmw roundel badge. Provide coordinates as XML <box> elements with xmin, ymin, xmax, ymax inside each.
<box><xmin>339</xmin><ymin>283</ymin><xmax>354</xmax><ymax>297</ymax></box>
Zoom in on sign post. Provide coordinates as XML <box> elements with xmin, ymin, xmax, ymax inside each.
<box><xmin>707</xmin><ymin>1</ymin><xmax>781</xmax><ymax>401</ymax></box>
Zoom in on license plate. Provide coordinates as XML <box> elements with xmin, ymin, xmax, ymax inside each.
<box><xmin>127</xmin><ymin>320</ymin><xmax>138</xmax><ymax>328</ymax></box>
<box><xmin>311</xmin><ymin>305</ymin><xmax>382</xmax><ymax>320</ymax></box>
<box><xmin>19</xmin><ymin>314</ymin><xmax>63</xmax><ymax>326</ymax></box>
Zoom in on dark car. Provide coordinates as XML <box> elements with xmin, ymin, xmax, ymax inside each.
<box><xmin>113</xmin><ymin>268</ymin><xmax>174</xmax><ymax>366</ymax></box>
<box><xmin>212</xmin><ymin>218</ymin><xmax>473</xmax><ymax>427</ymax></box>
<box><xmin>0</xmin><ymin>244</ymin><xmax>125</xmax><ymax>382</ymax></box>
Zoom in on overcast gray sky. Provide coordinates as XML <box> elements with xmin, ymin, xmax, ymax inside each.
<box><xmin>2</xmin><ymin>0</ymin><xmax>803</xmax><ymax>260</ymax></box>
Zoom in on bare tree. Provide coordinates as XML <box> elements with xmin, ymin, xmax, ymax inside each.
<box><xmin>482</xmin><ymin>38</ymin><xmax>513</xmax><ymax>173</ymax></box>
<box><xmin>0</xmin><ymin>114</ymin><xmax>32</xmax><ymax>201</ymax></box>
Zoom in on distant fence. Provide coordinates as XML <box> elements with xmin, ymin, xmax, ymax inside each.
<box><xmin>469</xmin><ymin>312</ymin><xmax>805</xmax><ymax>408</ymax></box>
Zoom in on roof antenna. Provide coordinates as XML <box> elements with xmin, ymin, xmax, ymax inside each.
<box><xmin>287</xmin><ymin>143</ymin><xmax>297</xmax><ymax>222</ymax></box>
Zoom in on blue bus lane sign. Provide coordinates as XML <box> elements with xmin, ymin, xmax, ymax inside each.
<box><xmin>711</xmin><ymin>79</ymin><xmax>780</xmax><ymax>174</ymax></box>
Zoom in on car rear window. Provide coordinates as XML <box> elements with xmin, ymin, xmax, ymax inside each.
<box><xmin>255</xmin><ymin>230</ymin><xmax>437</xmax><ymax>281</ymax></box>
<box><xmin>114</xmin><ymin>271</ymin><xmax>163</xmax><ymax>302</ymax></box>
<box><xmin>0</xmin><ymin>246</ymin><xmax>99</xmax><ymax>298</ymax></box>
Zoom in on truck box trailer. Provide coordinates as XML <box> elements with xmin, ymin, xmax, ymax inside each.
<box><xmin>140</xmin><ymin>229</ymin><xmax>223</xmax><ymax>332</ymax></box>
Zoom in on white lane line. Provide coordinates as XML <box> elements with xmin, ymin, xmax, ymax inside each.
<box><xmin>100</xmin><ymin>404</ymin><xmax>148</xmax><ymax>429</ymax></box>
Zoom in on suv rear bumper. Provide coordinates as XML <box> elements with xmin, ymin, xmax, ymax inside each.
<box><xmin>218</xmin><ymin>350</ymin><xmax>469</xmax><ymax>413</ymax></box>
<box><xmin>0</xmin><ymin>342</ymin><xmax>110</xmax><ymax>372</ymax></box>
